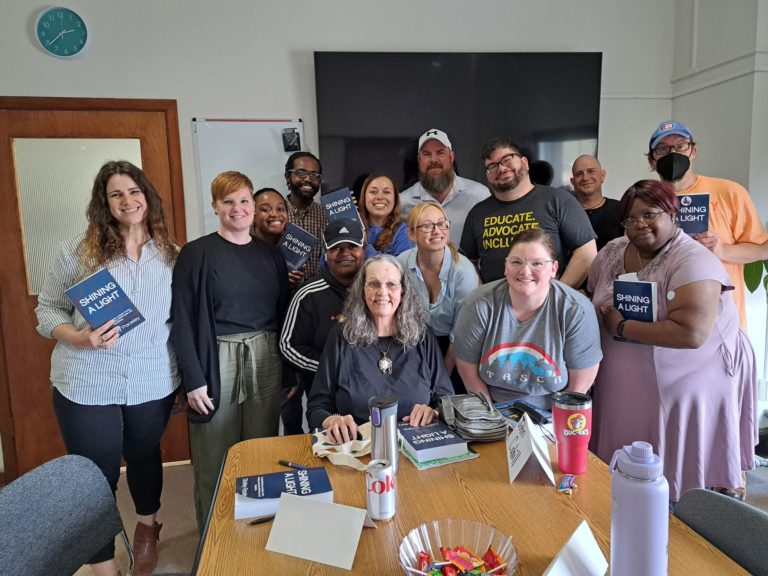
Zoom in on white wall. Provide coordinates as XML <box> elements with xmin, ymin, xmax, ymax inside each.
<box><xmin>0</xmin><ymin>0</ymin><xmax>673</xmax><ymax>238</ymax></box>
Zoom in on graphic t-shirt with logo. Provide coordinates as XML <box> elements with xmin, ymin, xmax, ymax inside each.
<box><xmin>459</xmin><ymin>185</ymin><xmax>596</xmax><ymax>283</ymax></box>
<box><xmin>453</xmin><ymin>279</ymin><xmax>602</xmax><ymax>407</ymax></box>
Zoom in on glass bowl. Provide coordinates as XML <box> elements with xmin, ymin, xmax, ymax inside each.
<box><xmin>398</xmin><ymin>518</ymin><xmax>519</xmax><ymax>574</ymax></box>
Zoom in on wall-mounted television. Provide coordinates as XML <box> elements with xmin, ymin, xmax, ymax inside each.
<box><xmin>314</xmin><ymin>51</ymin><xmax>602</xmax><ymax>194</ymax></box>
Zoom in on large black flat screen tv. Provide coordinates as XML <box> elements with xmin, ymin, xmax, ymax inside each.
<box><xmin>314</xmin><ymin>52</ymin><xmax>601</xmax><ymax>194</ymax></box>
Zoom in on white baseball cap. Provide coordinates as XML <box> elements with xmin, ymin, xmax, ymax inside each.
<box><xmin>418</xmin><ymin>129</ymin><xmax>452</xmax><ymax>151</ymax></box>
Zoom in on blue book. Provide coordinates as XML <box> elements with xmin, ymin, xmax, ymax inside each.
<box><xmin>676</xmin><ymin>193</ymin><xmax>709</xmax><ymax>236</ymax></box>
<box><xmin>234</xmin><ymin>467</ymin><xmax>333</xmax><ymax>519</ymax></box>
<box><xmin>613</xmin><ymin>275</ymin><xmax>658</xmax><ymax>343</ymax></box>
<box><xmin>321</xmin><ymin>187</ymin><xmax>363</xmax><ymax>225</ymax></box>
<box><xmin>64</xmin><ymin>268</ymin><xmax>145</xmax><ymax>335</ymax></box>
<box><xmin>278</xmin><ymin>223</ymin><xmax>319</xmax><ymax>270</ymax></box>
<box><xmin>397</xmin><ymin>420</ymin><xmax>468</xmax><ymax>463</ymax></box>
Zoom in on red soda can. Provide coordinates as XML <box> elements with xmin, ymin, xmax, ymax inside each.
<box><xmin>366</xmin><ymin>459</ymin><xmax>396</xmax><ymax>520</ymax></box>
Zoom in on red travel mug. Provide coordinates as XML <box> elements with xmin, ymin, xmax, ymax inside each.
<box><xmin>551</xmin><ymin>391</ymin><xmax>592</xmax><ymax>475</ymax></box>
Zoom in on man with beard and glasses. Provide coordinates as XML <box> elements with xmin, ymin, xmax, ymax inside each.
<box><xmin>460</xmin><ymin>137</ymin><xmax>597</xmax><ymax>285</ymax></box>
<box><xmin>400</xmin><ymin>129</ymin><xmax>490</xmax><ymax>245</ymax></box>
<box><xmin>647</xmin><ymin>120</ymin><xmax>768</xmax><ymax>328</ymax></box>
<box><xmin>284</xmin><ymin>151</ymin><xmax>328</xmax><ymax>285</ymax></box>
<box><xmin>279</xmin><ymin>219</ymin><xmax>365</xmax><ymax>433</ymax></box>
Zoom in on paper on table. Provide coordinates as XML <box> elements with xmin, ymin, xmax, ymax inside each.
<box><xmin>266</xmin><ymin>493</ymin><xmax>367</xmax><ymax>570</ymax></box>
<box><xmin>506</xmin><ymin>412</ymin><xmax>556</xmax><ymax>485</ymax></box>
<box><xmin>542</xmin><ymin>520</ymin><xmax>608</xmax><ymax>576</ymax></box>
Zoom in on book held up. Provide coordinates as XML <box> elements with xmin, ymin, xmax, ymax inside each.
<box><xmin>676</xmin><ymin>193</ymin><xmax>709</xmax><ymax>236</ymax></box>
<box><xmin>613</xmin><ymin>272</ymin><xmax>658</xmax><ymax>342</ymax></box>
<box><xmin>278</xmin><ymin>223</ymin><xmax>319</xmax><ymax>270</ymax></box>
<box><xmin>234</xmin><ymin>467</ymin><xmax>333</xmax><ymax>519</ymax></box>
<box><xmin>64</xmin><ymin>268</ymin><xmax>145</xmax><ymax>335</ymax></box>
<box><xmin>321</xmin><ymin>187</ymin><xmax>363</xmax><ymax>226</ymax></box>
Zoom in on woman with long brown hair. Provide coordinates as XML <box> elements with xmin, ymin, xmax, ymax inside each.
<box><xmin>358</xmin><ymin>172</ymin><xmax>413</xmax><ymax>258</ymax></box>
<box><xmin>36</xmin><ymin>160</ymin><xmax>180</xmax><ymax>576</ymax></box>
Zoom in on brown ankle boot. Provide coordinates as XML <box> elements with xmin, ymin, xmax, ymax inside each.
<box><xmin>133</xmin><ymin>521</ymin><xmax>162</xmax><ymax>575</ymax></box>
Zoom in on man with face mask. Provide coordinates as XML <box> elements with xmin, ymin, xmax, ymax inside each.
<box><xmin>400</xmin><ymin>129</ymin><xmax>490</xmax><ymax>245</ymax></box>
<box><xmin>648</xmin><ymin>120</ymin><xmax>768</xmax><ymax>328</ymax></box>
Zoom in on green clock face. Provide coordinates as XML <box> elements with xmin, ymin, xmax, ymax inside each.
<box><xmin>35</xmin><ymin>7</ymin><xmax>88</xmax><ymax>58</ymax></box>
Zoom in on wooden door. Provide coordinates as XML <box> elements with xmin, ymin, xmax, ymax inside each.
<box><xmin>0</xmin><ymin>97</ymin><xmax>189</xmax><ymax>480</ymax></box>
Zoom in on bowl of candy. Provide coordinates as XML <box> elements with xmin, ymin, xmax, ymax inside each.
<box><xmin>398</xmin><ymin>518</ymin><xmax>519</xmax><ymax>575</ymax></box>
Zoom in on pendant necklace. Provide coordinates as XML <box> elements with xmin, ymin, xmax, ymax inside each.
<box><xmin>376</xmin><ymin>337</ymin><xmax>393</xmax><ymax>375</ymax></box>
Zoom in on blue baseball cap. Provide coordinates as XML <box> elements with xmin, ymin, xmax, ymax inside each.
<box><xmin>649</xmin><ymin>120</ymin><xmax>693</xmax><ymax>149</ymax></box>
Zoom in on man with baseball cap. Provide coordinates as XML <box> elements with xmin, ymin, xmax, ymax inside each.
<box><xmin>279</xmin><ymin>218</ymin><xmax>365</xmax><ymax>434</ymax></box>
<box><xmin>400</xmin><ymin>128</ymin><xmax>490</xmax><ymax>245</ymax></box>
<box><xmin>647</xmin><ymin>119</ymin><xmax>768</xmax><ymax>328</ymax></box>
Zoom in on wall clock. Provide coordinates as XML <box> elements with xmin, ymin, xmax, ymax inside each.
<box><xmin>35</xmin><ymin>7</ymin><xmax>89</xmax><ymax>58</ymax></box>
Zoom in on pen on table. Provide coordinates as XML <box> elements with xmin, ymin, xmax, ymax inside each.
<box><xmin>277</xmin><ymin>459</ymin><xmax>307</xmax><ymax>470</ymax></box>
<box><xmin>247</xmin><ymin>514</ymin><xmax>276</xmax><ymax>526</ymax></box>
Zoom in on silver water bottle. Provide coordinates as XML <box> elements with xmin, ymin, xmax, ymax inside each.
<box><xmin>369</xmin><ymin>396</ymin><xmax>399</xmax><ymax>473</ymax></box>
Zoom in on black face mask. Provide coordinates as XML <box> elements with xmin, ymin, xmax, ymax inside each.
<box><xmin>655</xmin><ymin>153</ymin><xmax>690</xmax><ymax>182</ymax></box>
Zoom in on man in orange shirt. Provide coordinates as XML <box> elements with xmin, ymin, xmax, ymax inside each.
<box><xmin>647</xmin><ymin>120</ymin><xmax>768</xmax><ymax>329</ymax></box>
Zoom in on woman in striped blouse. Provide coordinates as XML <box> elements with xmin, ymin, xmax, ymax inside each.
<box><xmin>35</xmin><ymin>161</ymin><xmax>179</xmax><ymax>576</ymax></box>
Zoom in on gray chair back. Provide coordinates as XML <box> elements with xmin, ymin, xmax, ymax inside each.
<box><xmin>0</xmin><ymin>454</ymin><xmax>132</xmax><ymax>576</ymax></box>
<box><xmin>674</xmin><ymin>488</ymin><xmax>768</xmax><ymax>576</ymax></box>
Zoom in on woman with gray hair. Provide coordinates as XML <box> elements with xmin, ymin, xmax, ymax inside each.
<box><xmin>307</xmin><ymin>254</ymin><xmax>454</xmax><ymax>443</ymax></box>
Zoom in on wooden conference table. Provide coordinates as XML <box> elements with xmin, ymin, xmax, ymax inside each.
<box><xmin>193</xmin><ymin>435</ymin><xmax>746</xmax><ymax>575</ymax></box>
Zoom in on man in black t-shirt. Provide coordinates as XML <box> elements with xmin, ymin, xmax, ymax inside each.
<box><xmin>460</xmin><ymin>138</ymin><xmax>596</xmax><ymax>285</ymax></box>
<box><xmin>570</xmin><ymin>155</ymin><xmax>623</xmax><ymax>251</ymax></box>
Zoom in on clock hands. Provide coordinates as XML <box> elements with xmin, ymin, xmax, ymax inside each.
<box><xmin>46</xmin><ymin>29</ymin><xmax>76</xmax><ymax>46</ymax></box>
<box><xmin>47</xmin><ymin>31</ymin><xmax>64</xmax><ymax>46</ymax></box>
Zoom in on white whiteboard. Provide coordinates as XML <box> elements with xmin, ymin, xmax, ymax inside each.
<box><xmin>193</xmin><ymin>118</ymin><xmax>304</xmax><ymax>237</ymax></box>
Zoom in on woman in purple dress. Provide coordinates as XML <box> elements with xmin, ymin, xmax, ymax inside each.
<box><xmin>588</xmin><ymin>179</ymin><xmax>756</xmax><ymax>503</ymax></box>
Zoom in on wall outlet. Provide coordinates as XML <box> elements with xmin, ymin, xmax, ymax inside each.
<box><xmin>759</xmin><ymin>379</ymin><xmax>768</xmax><ymax>402</ymax></box>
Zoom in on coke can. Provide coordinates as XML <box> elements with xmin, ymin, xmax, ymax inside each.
<box><xmin>366</xmin><ymin>459</ymin><xmax>396</xmax><ymax>520</ymax></box>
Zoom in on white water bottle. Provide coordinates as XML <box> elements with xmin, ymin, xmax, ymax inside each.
<box><xmin>609</xmin><ymin>441</ymin><xmax>669</xmax><ymax>576</ymax></box>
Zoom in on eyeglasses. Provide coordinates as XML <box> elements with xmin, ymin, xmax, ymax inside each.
<box><xmin>484</xmin><ymin>153</ymin><xmax>521</xmax><ymax>175</ymax></box>
<box><xmin>505</xmin><ymin>258</ymin><xmax>554</xmax><ymax>270</ymax></box>
<box><xmin>414</xmin><ymin>220</ymin><xmax>450</xmax><ymax>233</ymax></box>
<box><xmin>652</xmin><ymin>141</ymin><xmax>693</xmax><ymax>157</ymax></box>
<box><xmin>288</xmin><ymin>168</ymin><xmax>322</xmax><ymax>181</ymax></box>
<box><xmin>364</xmin><ymin>280</ymin><xmax>401</xmax><ymax>292</ymax></box>
<box><xmin>621</xmin><ymin>211</ymin><xmax>666</xmax><ymax>229</ymax></box>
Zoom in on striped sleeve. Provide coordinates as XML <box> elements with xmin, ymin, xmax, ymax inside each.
<box><xmin>279</xmin><ymin>278</ymin><xmax>329</xmax><ymax>372</ymax></box>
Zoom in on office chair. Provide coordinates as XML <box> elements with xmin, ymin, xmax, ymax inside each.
<box><xmin>674</xmin><ymin>487</ymin><xmax>768</xmax><ymax>576</ymax></box>
<box><xmin>0</xmin><ymin>454</ymin><xmax>134</xmax><ymax>576</ymax></box>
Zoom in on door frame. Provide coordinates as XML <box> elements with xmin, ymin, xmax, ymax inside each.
<box><xmin>0</xmin><ymin>97</ymin><xmax>186</xmax><ymax>481</ymax></box>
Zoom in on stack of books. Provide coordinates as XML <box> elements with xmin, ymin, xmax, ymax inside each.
<box><xmin>398</xmin><ymin>420</ymin><xmax>478</xmax><ymax>471</ymax></box>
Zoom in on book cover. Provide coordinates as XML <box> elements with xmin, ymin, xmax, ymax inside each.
<box><xmin>234</xmin><ymin>467</ymin><xmax>333</xmax><ymax>519</ymax></box>
<box><xmin>676</xmin><ymin>193</ymin><xmax>709</xmax><ymax>236</ymax></box>
<box><xmin>401</xmin><ymin>444</ymin><xmax>479</xmax><ymax>471</ymax></box>
<box><xmin>397</xmin><ymin>420</ymin><xmax>468</xmax><ymax>463</ymax></box>
<box><xmin>64</xmin><ymin>268</ymin><xmax>145</xmax><ymax>335</ymax></box>
<box><xmin>613</xmin><ymin>274</ymin><xmax>658</xmax><ymax>343</ymax></box>
<box><xmin>278</xmin><ymin>223</ymin><xmax>319</xmax><ymax>270</ymax></box>
<box><xmin>321</xmin><ymin>187</ymin><xmax>362</xmax><ymax>225</ymax></box>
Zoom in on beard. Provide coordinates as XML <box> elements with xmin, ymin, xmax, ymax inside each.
<box><xmin>490</xmin><ymin>166</ymin><xmax>528</xmax><ymax>194</ymax></box>
<box><xmin>419</xmin><ymin>166</ymin><xmax>454</xmax><ymax>194</ymax></box>
<box><xmin>288</xmin><ymin>179</ymin><xmax>319</xmax><ymax>200</ymax></box>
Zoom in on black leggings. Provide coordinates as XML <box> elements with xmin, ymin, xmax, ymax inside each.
<box><xmin>52</xmin><ymin>388</ymin><xmax>176</xmax><ymax>563</ymax></box>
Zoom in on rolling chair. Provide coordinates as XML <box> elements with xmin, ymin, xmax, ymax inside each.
<box><xmin>0</xmin><ymin>454</ymin><xmax>134</xmax><ymax>576</ymax></box>
<box><xmin>674</xmin><ymin>488</ymin><xmax>768</xmax><ymax>575</ymax></box>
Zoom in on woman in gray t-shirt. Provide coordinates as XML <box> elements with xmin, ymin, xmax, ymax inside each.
<box><xmin>454</xmin><ymin>228</ymin><xmax>602</xmax><ymax>408</ymax></box>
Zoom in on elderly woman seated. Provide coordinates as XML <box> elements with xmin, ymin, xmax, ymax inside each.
<box><xmin>454</xmin><ymin>228</ymin><xmax>602</xmax><ymax>407</ymax></box>
<box><xmin>307</xmin><ymin>254</ymin><xmax>454</xmax><ymax>444</ymax></box>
